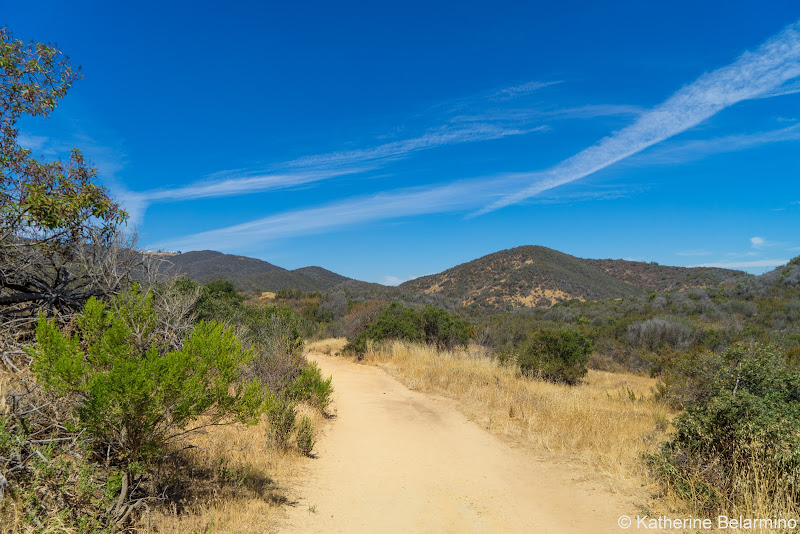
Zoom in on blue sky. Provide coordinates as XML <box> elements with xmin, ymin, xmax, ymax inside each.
<box><xmin>6</xmin><ymin>1</ymin><xmax>800</xmax><ymax>284</ymax></box>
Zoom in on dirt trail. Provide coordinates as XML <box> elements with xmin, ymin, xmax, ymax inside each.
<box><xmin>281</xmin><ymin>352</ymin><xmax>636</xmax><ymax>533</ymax></box>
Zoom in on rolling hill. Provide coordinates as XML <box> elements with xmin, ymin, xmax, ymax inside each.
<box><xmin>161</xmin><ymin>246</ymin><xmax>753</xmax><ymax>310</ymax></box>
<box><xmin>399</xmin><ymin>246</ymin><xmax>750</xmax><ymax>310</ymax></box>
<box><xmin>584</xmin><ymin>258</ymin><xmax>749</xmax><ymax>293</ymax></box>
<box><xmin>160</xmin><ymin>250</ymin><xmax>352</xmax><ymax>292</ymax></box>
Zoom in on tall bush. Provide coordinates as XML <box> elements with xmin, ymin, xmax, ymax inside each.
<box><xmin>649</xmin><ymin>343</ymin><xmax>800</xmax><ymax>514</ymax></box>
<box><xmin>28</xmin><ymin>286</ymin><xmax>264</xmax><ymax>466</ymax></box>
<box><xmin>517</xmin><ymin>327</ymin><xmax>593</xmax><ymax>385</ymax></box>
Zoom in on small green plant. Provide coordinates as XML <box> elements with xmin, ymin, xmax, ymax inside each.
<box><xmin>286</xmin><ymin>362</ymin><xmax>334</xmax><ymax>413</ymax></box>
<box><xmin>268</xmin><ymin>396</ymin><xmax>297</xmax><ymax>450</ymax></box>
<box><xmin>296</xmin><ymin>416</ymin><xmax>315</xmax><ymax>457</ymax></box>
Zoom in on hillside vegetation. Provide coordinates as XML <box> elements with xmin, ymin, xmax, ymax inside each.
<box><xmin>399</xmin><ymin>245</ymin><xmax>748</xmax><ymax>311</ymax></box>
<box><xmin>168</xmin><ymin>246</ymin><xmax>749</xmax><ymax>313</ymax></box>
<box><xmin>585</xmin><ymin>258</ymin><xmax>749</xmax><ymax>292</ymax></box>
<box><xmin>165</xmin><ymin>250</ymin><xmax>351</xmax><ymax>292</ymax></box>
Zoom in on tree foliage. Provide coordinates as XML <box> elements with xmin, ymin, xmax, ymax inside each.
<box><xmin>1</xmin><ymin>28</ymin><xmax>127</xmax><ymax>319</ymax></box>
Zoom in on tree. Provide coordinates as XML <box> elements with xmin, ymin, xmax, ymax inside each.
<box><xmin>344</xmin><ymin>302</ymin><xmax>469</xmax><ymax>355</ymax></box>
<box><xmin>1</xmin><ymin>28</ymin><xmax>128</xmax><ymax>321</ymax></box>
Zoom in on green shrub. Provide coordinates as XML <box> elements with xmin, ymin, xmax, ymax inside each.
<box><xmin>267</xmin><ymin>396</ymin><xmax>297</xmax><ymax>450</ymax></box>
<box><xmin>286</xmin><ymin>362</ymin><xmax>334</xmax><ymax>413</ymax></box>
<box><xmin>422</xmin><ymin>305</ymin><xmax>469</xmax><ymax>350</ymax></box>
<box><xmin>243</xmin><ymin>305</ymin><xmax>306</xmax><ymax>393</ymax></box>
<box><xmin>344</xmin><ymin>302</ymin><xmax>468</xmax><ymax>355</ymax></box>
<box><xmin>296</xmin><ymin>416</ymin><xmax>315</xmax><ymax>457</ymax></box>
<box><xmin>648</xmin><ymin>344</ymin><xmax>800</xmax><ymax>514</ymax></box>
<box><xmin>188</xmin><ymin>279</ymin><xmax>246</xmax><ymax>322</ymax></box>
<box><xmin>28</xmin><ymin>286</ymin><xmax>264</xmax><ymax>466</ymax></box>
<box><xmin>517</xmin><ymin>327</ymin><xmax>593</xmax><ymax>385</ymax></box>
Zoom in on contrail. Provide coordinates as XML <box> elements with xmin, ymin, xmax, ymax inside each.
<box><xmin>476</xmin><ymin>19</ymin><xmax>800</xmax><ymax>215</ymax></box>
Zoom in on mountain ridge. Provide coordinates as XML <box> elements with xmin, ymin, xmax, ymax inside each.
<box><xmin>399</xmin><ymin>245</ymin><xmax>751</xmax><ymax>310</ymax></box>
<box><xmin>166</xmin><ymin>246</ymin><xmax>754</xmax><ymax>310</ymax></box>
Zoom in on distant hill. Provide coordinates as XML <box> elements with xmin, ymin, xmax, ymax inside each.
<box><xmin>584</xmin><ymin>259</ymin><xmax>749</xmax><ymax>293</ymax></box>
<box><xmin>163</xmin><ymin>246</ymin><xmax>755</xmax><ymax>310</ymax></box>
<box><xmin>292</xmin><ymin>266</ymin><xmax>351</xmax><ymax>288</ymax></box>
<box><xmin>400</xmin><ymin>246</ymin><xmax>751</xmax><ymax>310</ymax></box>
<box><xmin>166</xmin><ymin>250</ymin><xmax>282</xmax><ymax>283</ymax></box>
<box><xmin>163</xmin><ymin>250</ymin><xmax>351</xmax><ymax>292</ymax></box>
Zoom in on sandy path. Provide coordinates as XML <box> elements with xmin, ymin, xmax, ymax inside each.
<box><xmin>281</xmin><ymin>352</ymin><xmax>635</xmax><ymax>533</ymax></box>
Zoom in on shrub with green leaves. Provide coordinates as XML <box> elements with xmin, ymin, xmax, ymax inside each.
<box><xmin>28</xmin><ymin>286</ymin><xmax>265</xmax><ymax>466</ymax></box>
<box><xmin>649</xmin><ymin>343</ymin><xmax>800</xmax><ymax>514</ymax></box>
<box><xmin>422</xmin><ymin>305</ymin><xmax>470</xmax><ymax>350</ymax></box>
<box><xmin>296</xmin><ymin>416</ymin><xmax>315</xmax><ymax>457</ymax></box>
<box><xmin>267</xmin><ymin>396</ymin><xmax>297</xmax><ymax>450</ymax></box>
<box><xmin>517</xmin><ymin>327</ymin><xmax>593</xmax><ymax>385</ymax></box>
<box><xmin>344</xmin><ymin>302</ymin><xmax>469</xmax><ymax>355</ymax></box>
<box><xmin>286</xmin><ymin>362</ymin><xmax>334</xmax><ymax>413</ymax></box>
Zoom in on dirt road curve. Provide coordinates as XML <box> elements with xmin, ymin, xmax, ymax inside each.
<box><xmin>281</xmin><ymin>353</ymin><xmax>634</xmax><ymax>533</ymax></box>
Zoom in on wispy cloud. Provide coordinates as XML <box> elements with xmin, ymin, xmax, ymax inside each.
<box><xmin>120</xmin><ymin>120</ymin><xmax>546</xmax><ymax>225</ymax></box>
<box><xmin>449</xmin><ymin>104</ymin><xmax>643</xmax><ymax>125</ymax></box>
<box><xmin>754</xmin><ymin>78</ymin><xmax>800</xmax><ymax>98</ymax></box>
<box><xmin>382</xmin><ymin>275</ymin><xmax>411</xmax><ymax>286</ymax></box>
<box><xmin>16</xmin><ymin>134</ymin><xmax>50</xmax><ymax>152</ymax></box>
<box><xmin>117</xmin><ymin>167</ymin><xmax>371</xmax><ymax>225</ymax></box>
<box><xmin>158</xmin><ymin>177</ymin><xmax>515</xmax><ymax>252</ymax></box>
<box><xmin>676</xmin><ymin>250</ymin><xmax>713</xmax><ymax>257</ymax></box>
<box><xmin>693</xmin><ymin>259</ymin><xmax>789</xmax><ymax>269</ymax></box>
<box><xmin>631</xmin><ymin>123</ymin><xmax>800</xmax><ymax>165</ymax></box>
<box><xmin>476</xmin><ymin>19</ymin><xmax>800</xmax><ymax>214</ymax></box>
<box><xmin>750</xmin><ymin>236</ymin><xmax>785</xmax><ymax>249</ymax></box>
<box><xmin>489</xmin><ymin>80</ymin><xmax>564</xmax><ymax>100</ymax></box>
<box><xmin>282</xmin><ymin>123</ymin><xmax>543</xmax><ymax>170</ymax></box>
<box><xmin>119</xmin><ymin>77</ymin><xmax>634</xmax><ymax>225</ymax></box>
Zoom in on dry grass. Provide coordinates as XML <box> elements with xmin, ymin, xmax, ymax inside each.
<box><xmin>306</xmin><ymin>338</ymin><xmax>347</xmax><ymax>356</ymax></box>
<box><xmin>359</xmin><ymin>340</ymin><xmax>673</xmax><ymax>483</ymax></box>
<box><xmin>147</xmin><ymin>404</ymin><xmax>326</xmax><ymax>533</ymax></box>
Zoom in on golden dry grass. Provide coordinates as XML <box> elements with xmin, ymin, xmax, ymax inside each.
<box><xmin>306</xmin><ymin>338</ymin><xmax>347</xmax><ymax>356</ymax></box>
<box><xmin>147</xmin><ymin>405</ymin><xmax>326</xmax><ymax>533</ymax></box>
<box><xmin>357</xmin><ymin>340</ymin><xmax>673</xmax><ymax>483</ymax></box>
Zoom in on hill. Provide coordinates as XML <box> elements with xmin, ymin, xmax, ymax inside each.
<box><xmin>163</xmin><ymin>251</ymin><xmax>352</xmax><ymax>293</ymax></box>
<box><xmin>400</xmin><ymin>246</ymin><xmax>642</xmax><ymax>310</ymax></box>
<box><xmin>584</xmin><ymin>259</ymin><xmax>749</xmax><ymax>292</ymax></box>
<box><xmin>165</xmin><ymin>250</ymin><xmax>282</xmax><ymax>283</ymax></box>
<box><xmin>291</xmin><ymin>266</ymin><xmax>351</xmax><ymax>289</ymax></box>
<box><xmin>163</xmin><ymin>246</ymin><xmax>754</xmax><ymax>310</ymax></box>
<box><xmin>400</xmin><ymin>246</ymin><xmax>751</xmax><ymax>310</ymax></box>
